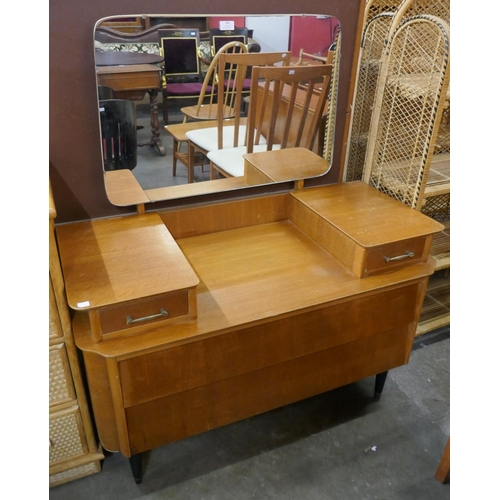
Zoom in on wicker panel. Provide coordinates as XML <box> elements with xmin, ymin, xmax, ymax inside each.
<box><xmin>49</xmin><ymin>460</ymin><xmax>101</xmax><ymax>487</ymax></box>
<box><xmin>428</xmin><ymin>219</ymin><xmax>450</xmax><ymax>270</ymax></box>
<box><xmin>434</xmin><ymin>100</ymin><xmax>450</xmax><ymax>155</ymax></box>
<box><xmin>364</xmin><ymin>15</ymin><xmax>450</xmax><ymax>210</ymax></box>
<box><xmin>404</xmin><ymin>0</ymin><xmax>450</xmax><ymax>23</ymax></box>
<box><xmin>418</xmin><ymin>270</ymin><xmax>449</xmax><ymax>326</ymax></box>
<box><xmin>323</xmin><ymin>29</ymin><xmax>342</xmax><ymax>164</ymax></box>
<box><xmin>49</xmin><ymin>343</ymin><xmax>76</xmax><ymax>407</ymax></box>
<box><xmin>366</xmin><ymin>0</ymin><xmax>403</xmax><ymax>24</ymax></box>
<box><xmin>49</xmin><ymin>407</ymin><xmax>87</xmax><ymax>464</ymax></box>
<box><xmin>344</xmin><ymin>13</ymin><xmax>395</xmax><ymax>182</ymax></box>
<box><xmin>422</xmin><ymin>194</ymin><xmax>450</xmax><ymax>221</ymax></box>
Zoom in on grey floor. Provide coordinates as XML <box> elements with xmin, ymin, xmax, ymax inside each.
<box><xmin>131</xmin><ymin>99</ymin><xmax>212</xmax><ymax>190</ymax></box>
<box><xmin>49</xmin><ymin>327</ymin><xmax>450</xmax><ymax>500</ymax></box>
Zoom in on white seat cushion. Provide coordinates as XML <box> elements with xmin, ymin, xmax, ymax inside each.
<box><xmin>186</xmin><ymin>125</ymin><xmax>266</xmax><ymax>153</ymax></box>
<box><xmin>207</xmin><ymin>144</ymin><xmax>282</xmax><ymax>177</ymax></box>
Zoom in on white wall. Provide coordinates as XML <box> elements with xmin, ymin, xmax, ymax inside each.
<box><xmin>245</xmin><ymin>15</ymin><xmax>290</xmax><ymax>52</ymax></box>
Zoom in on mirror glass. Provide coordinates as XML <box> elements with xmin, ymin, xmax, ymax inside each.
<box><xmin>94</xmin><ymin>14</ymin><xmax>341</xmax><ymax>206</ymax></box>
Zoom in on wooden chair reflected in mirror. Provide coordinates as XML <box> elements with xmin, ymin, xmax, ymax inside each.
<box><xmin>207</xmin><ymin>62</ymin><xmax>332</xmax><ymax>180</ymax></box>
<box><xmin>180</xmin><ymin>41</ymin><xmax>249</xmax><ymax>123</ymax></box>
<box><xmin>164</xmin><ymin>42</ymin><xmax>249</xmax><ymax>183</ymax></box>
<box><xmin>166</xmin><ymin>50</ymin><xmax>291</xmax><ymax>183</ymax></box>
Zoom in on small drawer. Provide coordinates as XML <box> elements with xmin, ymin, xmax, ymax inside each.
<box><xmin>49</xmin><ymin>343</ymin><xmax>76</xmax><ymax>407</ymax></box>
<box><xmin>364</xmin><ymin>236</ymin><xmax>428</xmax><ymax>276</ymax></box>
<box><xmin>49</xmin><ymin>406</ymin><xmax>88</xmax><ymax>465</ymax></box>
<box><xmin>90</xmin><ymin>290</ymin><xmax>195</xmax><ymax>342</ymax></box>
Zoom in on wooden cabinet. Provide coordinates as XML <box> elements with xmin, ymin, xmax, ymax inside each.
<box><xmin>49</xmin><ymin>186</ymin><xmax>104</xmax><ymax>487</ymax></box>
<box><xmin>55</xmin><ymin>181</ymin><xmax>443</xmax><ymax>483</ymax></box>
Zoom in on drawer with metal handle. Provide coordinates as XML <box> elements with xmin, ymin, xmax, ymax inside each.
<box><xmin>363</xmin><ymin>236</ymin><xmax>430</xmax><ymax>276</ymax></box>
<box><xmin>88</xmin><ymin>290</ymin><xmax>196</xmax><ymax>342</ymax></box>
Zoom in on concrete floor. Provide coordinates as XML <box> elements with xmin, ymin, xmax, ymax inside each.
<box><xmin>130</xmin><ymin>100</ymin><xmax>212</xmax><ymax>190</ymax></box>
<box><xmin>49</xmin><ymin>327</ymin><xmax>450</xmax><ymax>500</ymax></box>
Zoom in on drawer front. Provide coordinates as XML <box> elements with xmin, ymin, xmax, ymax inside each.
<box><xmin>98</xmin><ymin>291</ymin><xmax>190</xmax><ymax>338</ymax></box>
<box><xmin>364</xmin><ymin>236</ymin><xmax>428</xmax><ymax>276</ymax></box>
<box><xmin>120</xmin><ymin>283</ymin><xmax>421</xmax><ymax>407</ymax></box>
<box><xmin>49</xmin><ymin>343</ymin><xmax>76</xmax><ymax>407</ymax></box>
<box><xmin>49</xmin><ymin>406</ymin><xmax>88</xmax><ymax>465</ymax></box>
<box><xmin>125</xmin><ymin>326</ymin><xmax>412</xmax><ymax>455</ymax></box>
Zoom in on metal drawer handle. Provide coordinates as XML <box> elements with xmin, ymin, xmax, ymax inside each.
<box><xmin>384</xmin><ymin>251</ymin><xmax>415</xmax><ymax>263</ymax></box>
<box><xmin>126</xmin><ymin>308</ymin><xmax>169</xmax><ymax>325</ymax></box>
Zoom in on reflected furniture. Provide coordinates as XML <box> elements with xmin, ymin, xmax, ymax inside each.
<box><xmin>96</xmin><ymin>59</ymin><xmax>165</xmax><ymax>156</ymax></box>
<box><xmin>180</xmin><ymin>41</ymin><xmax>249</xmax><ymax>122</ymax></box>
<box><xmin>167</xmin><ymin>51</ymin><xmax>291</xmax><ymax>183</ymax></box>
<box><xmin>99</xmin><ymin>99</ymin><xmax>137</xmax><ymax>171</ymax></box>
<box><xmin>208</xmin><ymin>62</ymin><xmax>332</xmax><ymax>179</ymax></box>
<box><xmin>56</xmin><ymin>180</ymin><xmax>443</xmax><ymax>484</ymax></box>
<box><xmin>209</xmin><ymin>27</ymin><xmax>248</xmax><ymax>54</ymax></box>
<box><xmin>94</xmin><ymin>22</ymin><xmax>262</xmax><ymax>127</ymax></box>
<box><xmin>158</xmin><ymin>28</ymin><xmax>206</xmax><ymax>125</ymax></box>
<box><xmin>49</xmin><ymin>185</ymin><xmax>104</xmax><ymax>487</ymax></box>
<box><xmin>166</xmin><ymin>41</ymin><xmax>249</xmax><ymax>183</ymax></box>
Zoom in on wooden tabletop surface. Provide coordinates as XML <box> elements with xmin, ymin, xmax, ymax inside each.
<box><xmin>95</xmin><ymin>51</ymin><xmax>163</xmax><ymax>67</ymax></box>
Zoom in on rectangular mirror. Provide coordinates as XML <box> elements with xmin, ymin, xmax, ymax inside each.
<box><xmin>94</xmin><ymin>14</ymin><xmax>341</xmax><ymax>207</ymax></box>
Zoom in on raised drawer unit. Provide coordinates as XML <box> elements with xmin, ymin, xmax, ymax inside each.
<box><xmin>289</xmin><ymin>183</ymin><xmax>436</xmax><ymax>278</ymax></box>
<box><xmin>49</xmin><ymin>186</ymin><xmax>104</xmax><ymax>488</ymax></box>
<box><xmin>56</xmin><ymin>213</ymin><xmax>199</xmax><ymax>343</ymax></box>
<box><xmin>56</xmin><ymin>181</ymin><xmax>443</xmax><ymax>483</ymax></box>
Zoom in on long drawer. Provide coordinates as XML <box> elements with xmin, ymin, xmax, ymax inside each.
<box><xmin>125</xmin><ymin>325</ymin><xmax>411</xmax><ymax>454</ymax></box>
<box><xmin>119</xmin><ymin>284</ymin><xmax>420</xmax><ymax>408</ymax></box>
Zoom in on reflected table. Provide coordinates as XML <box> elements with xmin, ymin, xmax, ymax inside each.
<box><xmin>96</xmin><ymin>51</ymin><xmax>166</xmax><ymax>156</ymax></box>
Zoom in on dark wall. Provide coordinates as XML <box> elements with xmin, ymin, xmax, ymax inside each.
<box><xmin>49</xmin><ymin>1</ymin><xmax>363</xmax><ymax>223</ymax></box>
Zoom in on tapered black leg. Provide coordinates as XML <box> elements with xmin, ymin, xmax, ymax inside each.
<box><xmin>374</xmin><ymin>371</ymin><xmax>389</xmax><ymax>401</ymax></box>
<box><xmin>129</xmin><ymin>453</ymin><xmax>143</xmax><ymax>484</ymax></box>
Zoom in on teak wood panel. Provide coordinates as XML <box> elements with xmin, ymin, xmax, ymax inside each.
<box><xmin>82</xmin><ymin>352</ymin><xmax>120</xmax><ymax>453</ymax></box>
<box><xmin>119</xmin><ymin>283</ymin><xmax>420</xmax><ymax>408</ymax></box>
<box><xmin>125</xmin><ymin>325</ymin><xmax>413</xmax><ymax>454</ymax></box>
<box><xmin>243</xmin><ymin>147</ymin><xmax>330</xmax><ymax>185</ymax></box>
<box><xmin>291</xmin><ymin>182</ymin><xmax>443</xmax><ymax>246</ymax></box>
<box><xmin>96</xmin><ymin>64</ymin><xmax>161</xmax><ymax>92</ymax></box>
<box><xmin>56</xmin><ymin>213</ymin><xmax>199</xmax><ymax>311</ymax></box>
<box><xmin>65</xmin><ymin>183</ymin><xmax>442</xmax><ymax>460</ymax></box>
<box><xmin>158</xmin><ymin>193</ymin><xmax>289</xmax><ymax>239</ymax></box>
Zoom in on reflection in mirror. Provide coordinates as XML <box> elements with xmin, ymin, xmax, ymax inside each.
<box><xmin>94</xmin><ymin>14</ymin><xmax>341</xmax><ymax>207</ymax></box>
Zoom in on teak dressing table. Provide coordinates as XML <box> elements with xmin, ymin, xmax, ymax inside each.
<box><xmin>56</xmin><ymin>180</ymin><xmax>443</xmax><ymax>483</ymax></box>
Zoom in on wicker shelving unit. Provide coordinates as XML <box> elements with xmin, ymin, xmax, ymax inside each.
<box><xmin>343</xmin><ymin>1</ymin><xmax>450</xmax><ymax>335</ymax></box>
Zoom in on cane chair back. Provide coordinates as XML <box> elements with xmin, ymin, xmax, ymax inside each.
<box><xmin>362</xmin><ymin>14</ymin><xmax>450</xmax><ymax>213</ymax></box>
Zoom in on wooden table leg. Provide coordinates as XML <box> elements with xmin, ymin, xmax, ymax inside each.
<box><xmin>435</xmin><ymin>437</ymin><xmax>450</xmax><ymax>483</ymax></box>
<box><xmin>138</xmin><ymin>89</ymin><xmax>166</xmax><ymax>156</ymax></box>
